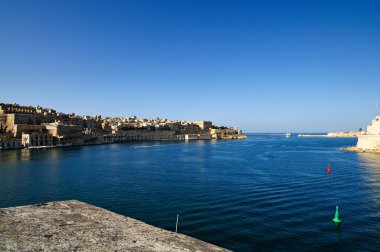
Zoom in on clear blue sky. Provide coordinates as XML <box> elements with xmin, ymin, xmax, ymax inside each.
<box><xmin>1</xmin><ymin>0</ymin><xmax>380</xmax><ymax>132</ymax></box>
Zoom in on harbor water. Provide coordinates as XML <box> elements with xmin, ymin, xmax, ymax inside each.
<box><xmin>1</xmin><ymin>135</ymin><xmax>380</xmax><ymax>251</ymax></box>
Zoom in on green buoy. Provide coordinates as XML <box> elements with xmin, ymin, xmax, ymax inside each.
<box><xmin>332</xmin><ymin>205</ymin><xmax>342</xmax><ymax>224</ymax></box>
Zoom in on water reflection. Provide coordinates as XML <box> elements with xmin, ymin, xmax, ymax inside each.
<box><xmin>357</xmin><ymin>153</ymin><xmax>380</xmax><ymax>207</ymax></box>
<box><xmin>20</xmin><ymin>149</ymin><xmax>31</xmax><ymax>161</ymax></box>
<box><xmin>0</xmin><ymin>149</ymin><xmax>24</xmax><ymax>163</ymax></box>
<box><xmin>357</xmin><ymin>152</ymin><xmax>380</xmax><ymax>167</ymax></box>
<box><xmin>0</xmin><ymin>148</ymin><xmax>65</xmax><ymax>164</ymax></box>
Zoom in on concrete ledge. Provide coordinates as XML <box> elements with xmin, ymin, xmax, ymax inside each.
<box><xmin>0</xmin><ymin>200</ymin><xmax>230</xmax><ymax>252</ymax></box>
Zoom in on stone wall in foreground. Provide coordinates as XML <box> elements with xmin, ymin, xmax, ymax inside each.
<box><xmin>0</xmin><ymin>200</ymin><xmax>230</xmax><ymax>252</ymax></box>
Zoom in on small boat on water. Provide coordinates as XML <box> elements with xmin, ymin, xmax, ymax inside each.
<box><xmin>28</xmin><ymin>146</ymin><xmax>56</xmax><ymax>149</ymax></box>
<box><xmin>285</xmin><ymin>132</ymin><xmax>291</xmax><ymax>138</ymax></box>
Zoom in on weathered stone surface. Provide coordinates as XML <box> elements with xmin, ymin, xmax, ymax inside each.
<box><xmin>0</xmin><ymin>200</ymin><xmax>230</xmax><ymax>252</ymax></box>
<box><xmin>356</xmin><ymin>115</ymin><xmax>380</xmax><ymax>151</ymax></box>
<box><xmin>340</xmin><ymin>146</ymin><xmax>380</xmax><ymax>153</ymax></box>
<box><xmin>357</xmin><ymin>135</ymin><xmax>380</xmax><ymax>152</ymax></box>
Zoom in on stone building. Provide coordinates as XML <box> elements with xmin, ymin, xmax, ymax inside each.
<box><xmin>45</xmin><ymin>123</ymin><xmax>84</xmax><ymax>146</ymax></box>
<box><xmin>194</xmin><ymin>121</ymin><xmax>213</xmax><ymax>130</ymax></box>
<box><xmin>0</xmin><ymin>103</ymin><xmax>37</xmax><ymax>115</ymax></box>
<box><xmin>103</xmin><ymin>131</ymin><xmax>179</xmax><ymax>142</ymax></box>
<box><xmin>181</xmin><ymin>123</ymin><xmax>202</xmax><ymax>134</ymax></box>
<box><xmin>210</xmin><ymin>128</ymin><xmax>241</xmax><ymax>139</ymax></box>
<box><xmin>0</xmin><ymin>115</ymin><xmax>7</xmax><ymax>132</ymax></box>
<box><xmin>357</xmin><ymin>115</ymin><xmax>380</xmax><ymax>151</ymax></box>
<box><xmin>0</xmin><ymin>113</ymin><xmax>55</xmax><ymax>135</ymax></box>
<box><xmin>0</xmin><ymin>135</ymin><xmax>22</xmax><ymax>150</ymax></box>
<box><xmin>366</xmin><ymin>116</ymin><xmax>380</xmax><ymax>134</ymax></box>
<box><xmin>101</xmin><ymin>122</ymin><xmax>112</xmax><ymax>134</ymax></box>
<box><xmin>21</xmin><ymin>132</ymin><xmax>53</xmax><ymax>148</ymax></box>
<box><xmin>0</xmin><ymin>102</ymin><xmax>247</xmax><ymax>150</ymax></box>
<box><xmin>13</xmin><ymin>125</ymin><xmax>47</xmax><ymax>138</ymax></box>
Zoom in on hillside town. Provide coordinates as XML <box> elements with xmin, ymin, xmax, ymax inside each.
<box><xmin>0</xmin><ymin>103</ymin><xmax>246</xmax><ymax>150</ymax></box>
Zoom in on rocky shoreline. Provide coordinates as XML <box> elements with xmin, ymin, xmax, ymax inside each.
<box><xmin>339</xmin><ymin>146</ymin><xmax>380</xmax><ymax>154</ymax></box>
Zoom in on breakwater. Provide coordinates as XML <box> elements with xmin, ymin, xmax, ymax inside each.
<box><xmin>0</xmin><ymin>200</ymin><xmax>229</xmax><ymax>252</ymax></box>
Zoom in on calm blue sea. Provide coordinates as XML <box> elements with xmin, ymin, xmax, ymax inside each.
<box><xmin>1</xmin><ymin>135</ymin><xmax>380</xmax><ymax>251</ymax></box>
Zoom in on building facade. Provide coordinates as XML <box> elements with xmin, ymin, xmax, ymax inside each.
<box><xmin>357</xmin><ymin>115</ymin><xmax>380</xmax><ymax>151</ymax></box>
<box><xmin>21</xmin><ymin>132</ymin><xmax>53</xmax><ymax>148</ymax></box>
<box><xmin>0</xmin><ymin>138</ymin><xmax>22</xmax><ymax>150</ymax></box>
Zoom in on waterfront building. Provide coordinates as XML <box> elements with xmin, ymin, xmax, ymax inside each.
<box><xmin>103</xmin><ymin>130</ymin><xmax>178</xmax><ymax>142</ymax></box>
<box><xmin>45</xmin><ymin>123</ymin><xmax>84</xmax><ymax>146</ymax></box>
<box><xmin>0</xmin><ymin>136</ymin><xmax>22</xmax><ymax>150</ymax></box>
<box><xmin>21</xmin><ymin>132</ymin><xmax>54</xmax><ymax>148</ymax></box>
<box><xmin>357</xmin><ymin>115</ymin><xmax>380</xmax><ymax>151</ymax></box>
<box><xmin>210</xmin><ymin>128</ymin><xmax>245</xmax><ymax>139</ymax></box>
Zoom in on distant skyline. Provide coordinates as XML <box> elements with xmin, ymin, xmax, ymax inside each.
<box><xmin>1</xmin><ymin>0</ymin><xmax>380</xmax><ymax>132</ymax></box>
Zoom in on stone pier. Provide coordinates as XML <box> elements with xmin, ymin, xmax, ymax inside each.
<box><xmin>0</xmin><ymin>200</ymin><xmax>230</xmax><ymax>252</ymax></box>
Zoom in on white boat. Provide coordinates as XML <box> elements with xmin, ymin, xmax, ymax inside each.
<box><xmin>285</xmin><ymin>132</ymin><xmax>291</xmax><ymax>138</ymax></box>
<box><xmin>28</xmin><ymin>146</ymin><xmax>56</xmax><ymax>149</ymax></box>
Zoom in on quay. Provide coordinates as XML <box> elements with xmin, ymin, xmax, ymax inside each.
<box><xmin>298</xmin><ymin>132</ymin><xmax>359</xmax><ymax>138</ymax></box>
<box><xmin>0</xmin><ymin>200</ymin><xmax>230</xmax><ymax>252</ymax></box>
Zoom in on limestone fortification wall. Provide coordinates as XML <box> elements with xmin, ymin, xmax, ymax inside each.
<box><xmin>327</xmin><ymin>132</ymin><xmax>358</xmax><ymax>137</ymax></box>
<box><xmin>13</xmin><ymin>124</ymin><xmax>46</xmax><ymax>137</ymax></box>
<box><xmin>356</xmin><ymin>115</ymin><xmax>380</xmax><ymax>151</ymax></box>
<box><xmin>12</xmin><ymin>114</ymin><xmax>56</xmax><ymax>125</ymax></box>
<box><xmin>357</xmin><ymin>135</ymin><xmax>380</xmax><ymax>151</ymax></box>
<box><xmin>2</xmin><ymin>114</ymin><xmax>56</xmax><ymax>133</ymax></box>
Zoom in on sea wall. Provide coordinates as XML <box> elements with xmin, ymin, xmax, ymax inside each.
<box><xmin>103</xmin><ymin>131</ymin><xmax>180</xmax><ymax>142</ymax></box>
<box><xmin>327</xmin><ymin>131</ymin><xmax>358</xmax><ymax>137</ymax></box>
<box><xmin>0</xmin><ymin>200</ymin><xmax>230</xmax><ymax>252</ymax></box>
<box><xmin>357</xmin><ymin>135</ymin><xmax>380</xmax><ymax>151</ymax></box>
<box><xmin>220</xmin><ymin>134</ymin><xmax>247</xmax><ymax>140</ymax></box>
<box><xmin>184</xmin><ymin>134</ymin><xmax>212</xmax><ymax>140</ymax></box>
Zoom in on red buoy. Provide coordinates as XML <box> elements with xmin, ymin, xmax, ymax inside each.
<box><xmin>327</xmin><ymin>164</ymin><xmax>331</xmax><ymax>174</ymax></box>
